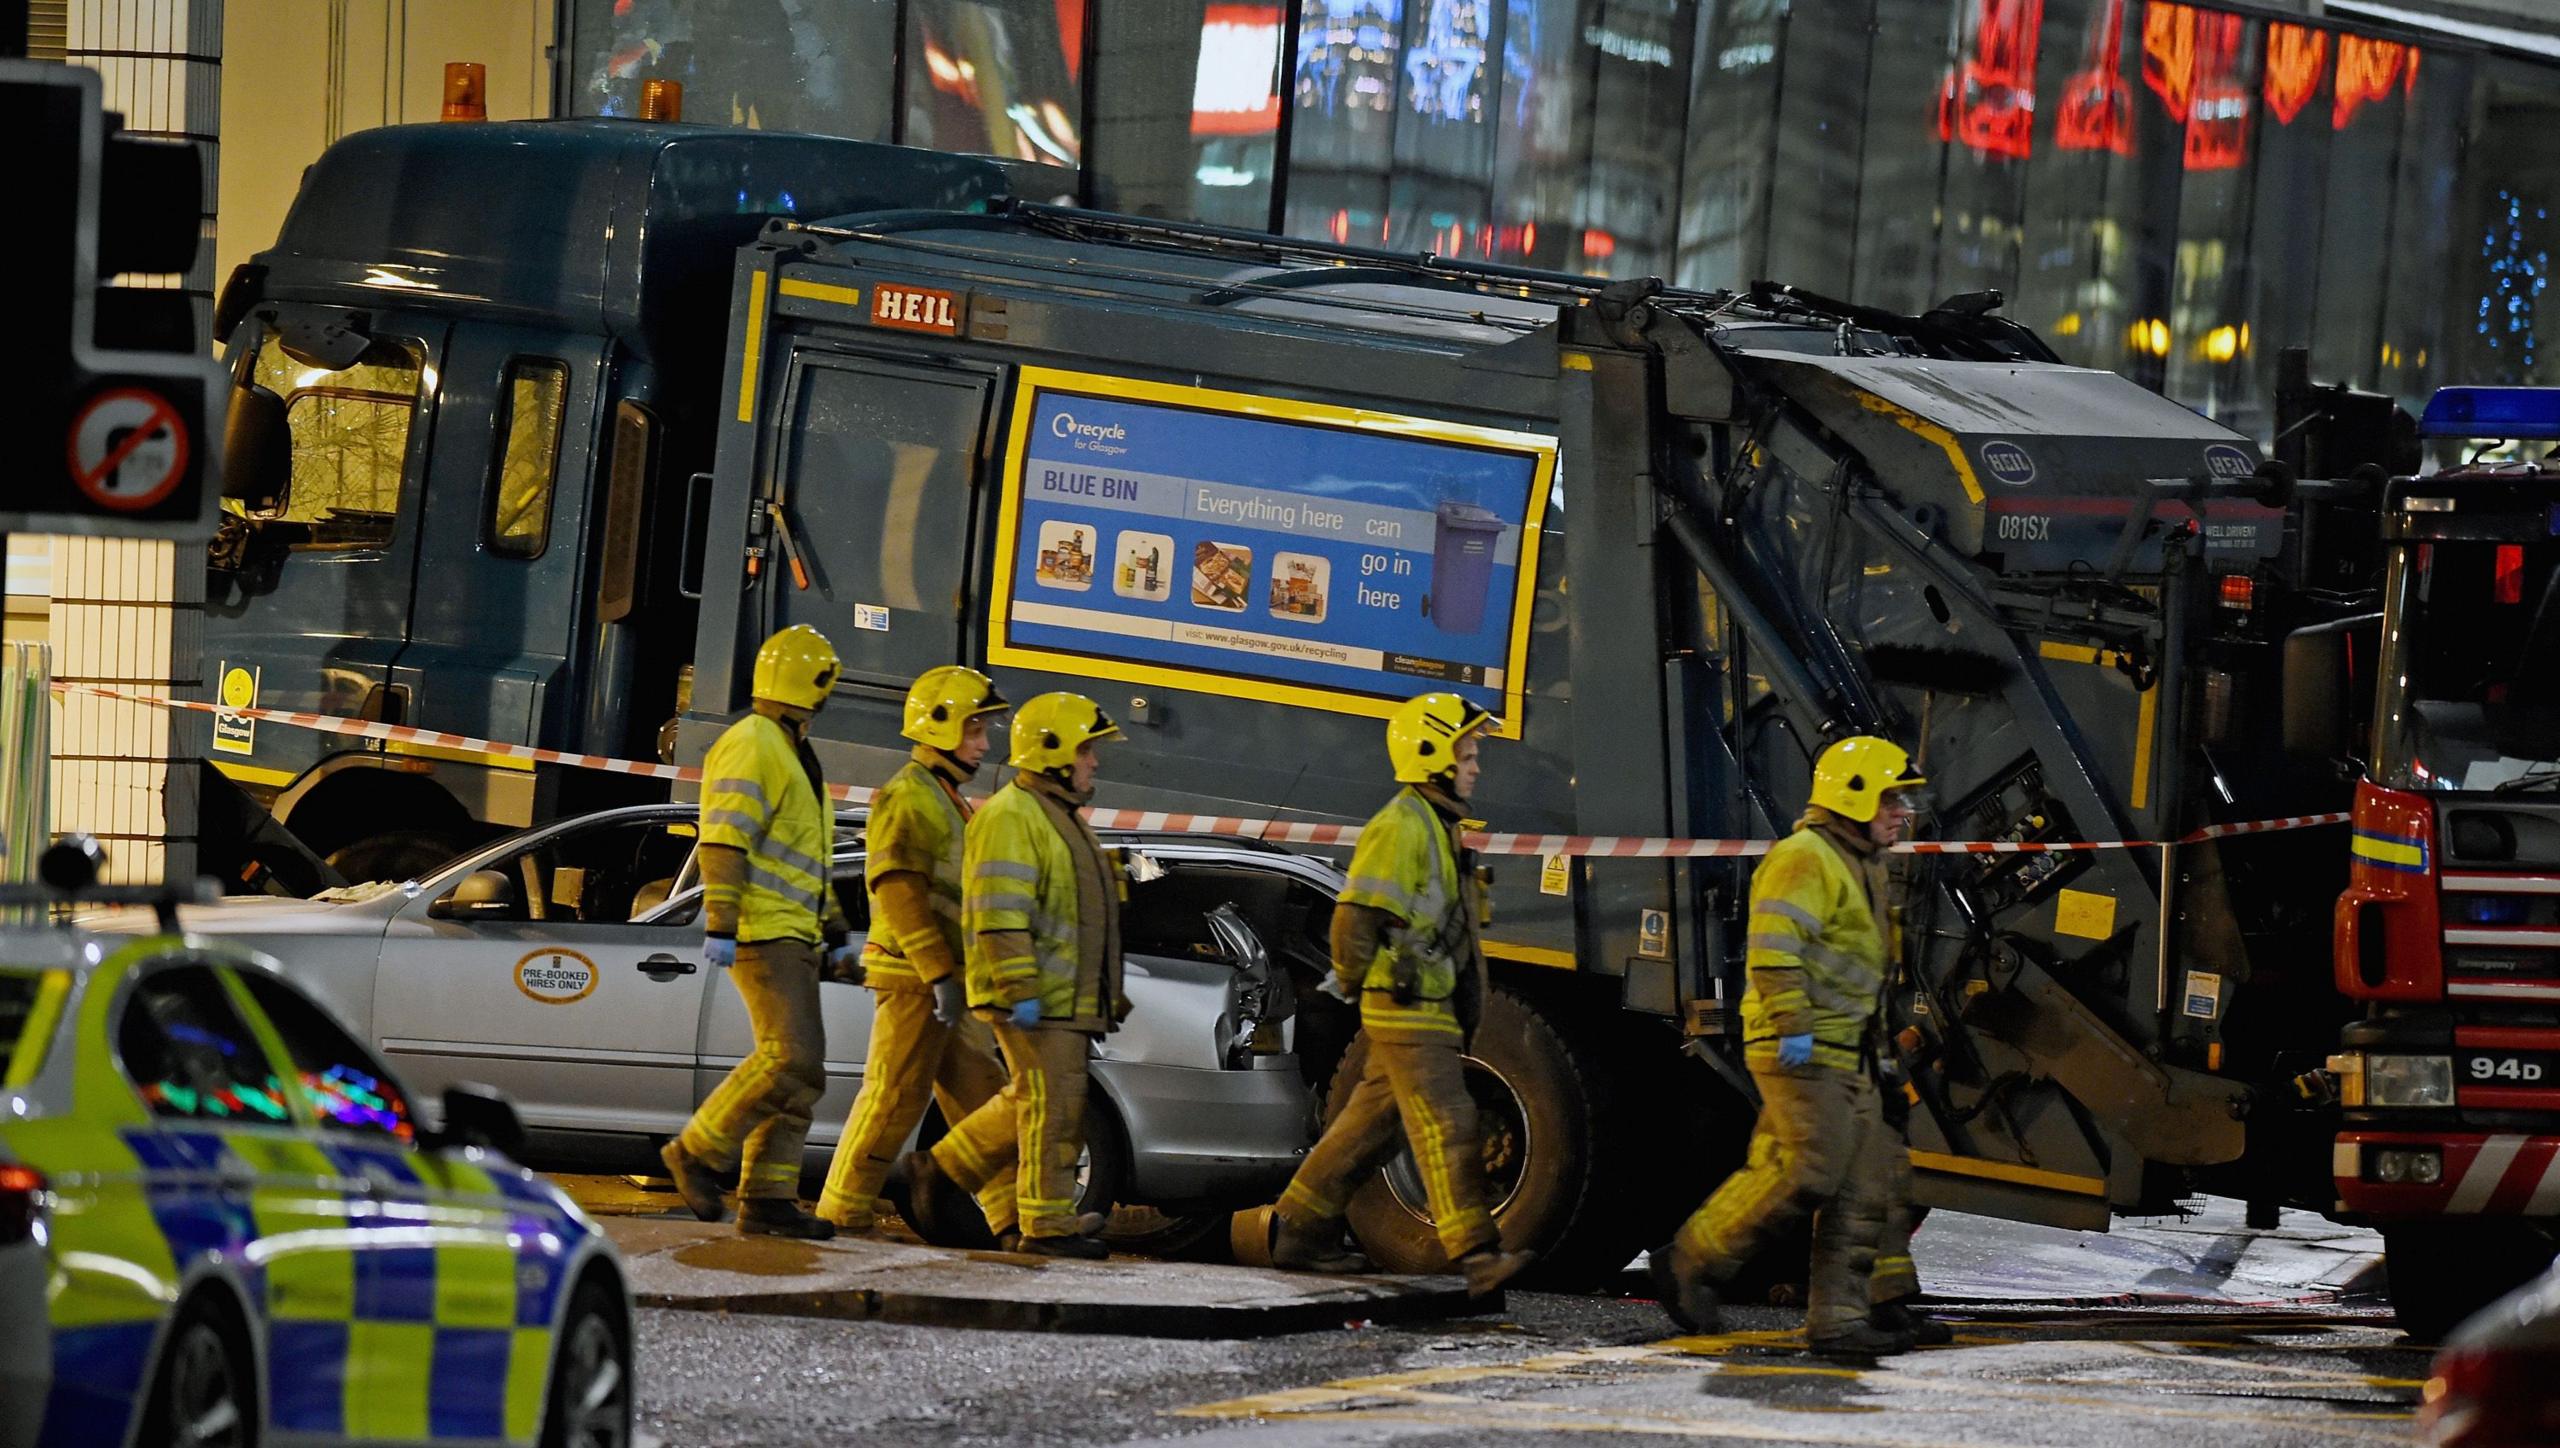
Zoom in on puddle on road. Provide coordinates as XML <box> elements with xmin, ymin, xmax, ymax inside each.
<box><xmin>670</xmin><ymin>1237</ymin><xmax>826</xmax><ymax>1276</ymax></box>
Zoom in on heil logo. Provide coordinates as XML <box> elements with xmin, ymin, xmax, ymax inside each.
<box><xmin>1980</xmin><ymin>439</ymin><xmax>2037</xmax><ymax>486</ymax></box>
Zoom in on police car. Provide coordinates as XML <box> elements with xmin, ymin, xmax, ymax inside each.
<box><xmin>1</xmin><ymin>843</ymin><xmax>631</xmax><ymax>1448</ymax></box>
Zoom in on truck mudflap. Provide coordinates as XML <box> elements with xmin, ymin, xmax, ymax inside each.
<box><xmin>2337</xmin><ymin>1130</ymin><xmax>2560</xmax><ymax>1218</ymax></box>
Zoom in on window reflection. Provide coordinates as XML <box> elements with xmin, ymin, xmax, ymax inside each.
<box><xmin>569</xmin><ymin>0</ymin><xmax>898</xmax><ymax>139</ymax></box>
<box><xmin>904</xmin><ymin>0</ymin><xmax>1086</xmax><ymax>168</ymax></box>
<box><xmin>550</xmin><ymin>0</ymin><xmax>2560</xmax><ymax>439</ymax></box>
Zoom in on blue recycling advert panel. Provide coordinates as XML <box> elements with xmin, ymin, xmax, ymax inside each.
<box><xmin>990</xmin><ymin>370</ymin><xmax>1556</xmax><ymax>727</ymax></box>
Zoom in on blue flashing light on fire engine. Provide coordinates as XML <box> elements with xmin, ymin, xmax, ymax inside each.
<box><xmin>2420</xmin><ymin>386</ymin><xmax>2560</xmax><ymax>441</ymax></box>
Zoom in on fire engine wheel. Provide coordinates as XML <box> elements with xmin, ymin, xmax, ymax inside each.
<box><xmin>1337</xmin><ymin>986</ymin><xmax>1654</xmax><ymax>1287</ymax></box>
<box><xmin>2384</xmin><ymin>1221</ymin><xmax>2558</xmax><ymax>1342</ymax></box>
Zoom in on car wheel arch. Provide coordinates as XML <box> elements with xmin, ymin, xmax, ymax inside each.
<box><xmin>126</xmin><ymin>1264</ymin><xmax>266</xmax><ymax>1448</ymax></box>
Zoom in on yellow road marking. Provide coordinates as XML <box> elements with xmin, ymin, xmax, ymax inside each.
<box><xmin>1174</xmin><ymin>1326</ymin><xmax>2417</xmax><ymax>1440</ymax></box>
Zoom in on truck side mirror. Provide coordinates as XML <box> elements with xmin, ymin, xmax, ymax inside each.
<box><xmin>2282</xmin><ymin>613</ymin><xmax>2382</xmax><ymax>761</ymax></box>
<box><xmin>223</xmin><ymin>382</ymin><xmax>290</xmax><ymax>515</ymax></box>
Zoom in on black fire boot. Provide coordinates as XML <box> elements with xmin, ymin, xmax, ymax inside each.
<box><xmin>738</xmin><ymin>1198</ymin><xmax>838</xmax><ymax>1240</ymax></box>
<box><xmin>659</xmin><ymin>1138</ymin><xmax>726</xmax><ymax>1223</ymax></box>
<box><xmin>1648</xmin><ymin>1243</ymin><xmax>1725</xmax><ymax>1333</ymax></box>
<box><xmin>1871</xmin><ymin>1297</ymin><xmax>1954</xmax><ymax>1346</ymax></box>
<box><xmin>1270</xmin><ymin>1214</ymin><xmax>1372</xmax><ymax>1274</ymax></box>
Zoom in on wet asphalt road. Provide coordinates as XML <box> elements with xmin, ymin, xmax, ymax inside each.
<box><xmin>628</xmin><ymin>1290</ymin><xmax>2426</xmax><ymax>1447</ymax></box>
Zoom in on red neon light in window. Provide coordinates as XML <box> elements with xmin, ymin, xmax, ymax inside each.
<box><xmin>2057</xmin><ymin>0</ymin><xmax>2133</xmax><ymax>156</ymax></box>
<box><xmin>2264</xmin><ymin>23</ymin><xmax>2327</xmax><ymax>125</ymax></box>
<box><xmin>2497</xmin><ymin>544</ymin><xmax>2526</xmax><ymax>605</ymax></box>
<box><xmin>2183</xmin><ymin>10</ymin><xmax>2247</xmax><ymax>171</ymax></box>
<box><xmin>1582</xmin><ymin>229</ymin><xmax>1617</xmax><ymax>261</ymax></box>
<box><xmin>2335</xmin><ymin>34</ymin><xmax>2418</xmax><ymax>129</ymax></box>
<box><xmin>1938</xmin><ymin>0</ymin><xmax>2044</xmax><ymax>160</ymax></box>
<box><xmin>2142</xmin><ymin>2</ymin><xmax>2200</xmax><ymax>123</ymax></box>
<box><xmin>2137</xmin><ymin>2</ymin><xmax>2247</xmax><ymax>169</ymax></box>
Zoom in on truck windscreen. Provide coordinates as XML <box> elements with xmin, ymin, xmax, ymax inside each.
<box><xmin>2378</xmin><ymin>537</ymin><xmax>2560</xmax><ymax>793</ymax></box>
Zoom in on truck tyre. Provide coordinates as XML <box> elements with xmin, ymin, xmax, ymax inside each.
<box><xmin>325</xmin><ymin>829</ymin><xmax>471</xmax><ymax>885</ymax></box>
<box><xmin>2385</xmin><ymin>1221</ymin><xmax>2557</xmax><ymax>1342</ymax></box>
<box><xmin>1338</xmin><ymin>985</ymin><xmax>1650</xmax><ymax>1286</ymax></box>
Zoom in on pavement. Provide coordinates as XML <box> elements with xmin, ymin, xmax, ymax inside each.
<box><xmin>568</xmin><ymin>1173</ymin><xmax>2429</xmax><ymax>1448</ymax></box>
<box><xmin>607</xmin><ymin>1215</ymin><xmax>1491</xmax><ymax>1338</ymax></box>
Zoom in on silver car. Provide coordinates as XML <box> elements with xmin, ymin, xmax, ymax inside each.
<box><xmin>86</xmin><ymin>805</ymin><xmax>1334</xmax><ymax>1220</ymax></box>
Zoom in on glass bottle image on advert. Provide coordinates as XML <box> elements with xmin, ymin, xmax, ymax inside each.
<box><xmin>1426</xmin><ymin>501</ymin><xmax>1502</xmax><ymax>633</ymax></box>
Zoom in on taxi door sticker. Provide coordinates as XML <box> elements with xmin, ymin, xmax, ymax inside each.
<box><xmin>515</xmin><ymin>948</ymin><xmax>598</xmax><ymax>1005</ymax></box>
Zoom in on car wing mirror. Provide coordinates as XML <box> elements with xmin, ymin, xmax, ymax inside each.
<box><xmin>428</xmin><ymin>869</ymin><xmax>518</xmax><ymax>920</ymax></box>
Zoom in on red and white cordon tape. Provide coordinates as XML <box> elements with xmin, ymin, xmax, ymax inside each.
<box><xmin>84</xmin><ymin>685</ymin><xmax>2347</xmax><ymax>858</ymax></box>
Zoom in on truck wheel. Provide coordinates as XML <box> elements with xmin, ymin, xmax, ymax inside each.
<box><xmin>326</xmin><ymin>829</ymin><xmax>471</xmax><ymax>885</ymax></box>
<box><xmin>1339</xmin><ymin>986</ymin><xmax>1653</xmax><ymax>1286</ymax></box>
<box><xmin>2385</xmin><ymin>1221</ymin><xmax>2557</xmax><ymax>1342</ymax></box>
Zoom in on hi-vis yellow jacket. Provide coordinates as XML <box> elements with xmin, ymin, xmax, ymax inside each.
<box><xmin>861</xmin><ymin>748</ymin><xmax>969</xmax><ymax>990</ymax></box>
<box><xmin>1740</xmin><ymin>816</ymin><xmax>1889</xmax><ymax>1071</ymax></box>
<box><xmin>1338</xmin><ymin>786</ymin><xmax>1485</xmax><ymax>1045</ymax></box>
<box><xmin>699</xmin><ymin>712</ymin><xmax>837</xmax><ymax>945</ymax></box>
<box><xmin>962</xmin><ymin>772</ymin><xmax>1123</xmax><ymax>1029</ymax></box>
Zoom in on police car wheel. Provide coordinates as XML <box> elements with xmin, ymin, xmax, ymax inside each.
<box><xmin>541</xmin><ymin>1278</ymin><xmax>633</xmax><ymax>1448</ymax></box>
<box><xmin>141</xmin><ymin>1296</ymin><xmax>254</xmax><ymax>1448</ymax></box>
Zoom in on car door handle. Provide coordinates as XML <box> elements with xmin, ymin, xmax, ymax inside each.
<box><xmin>638</xmin><ymin>954</ymin><xmax>698</xmax><ymax>977</ymax></box>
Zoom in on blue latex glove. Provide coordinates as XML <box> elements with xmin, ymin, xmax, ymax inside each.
<box><xmin>1777</xmin><ymin>1033</ymin><xmax>1814</xmax><ymax>1067</ymax></box>
<box><xmin>1009</xmin><ymin>998</ymin><xmax>1043</xmax><ymax>1029</ymax></box>
<box><xmin>703</xmin><ymin>935</ymin><xmax>738</xmax><ymax>969</ymax></box>
<box><xmin>827</xmin><ymin>942</ymin><xmax>863</xmax><ymax>972</ymax></box>
<box><xmin>932</xmin><ymin>977</ymin><xmax>968</xmax><ymax>1027</ymax></box>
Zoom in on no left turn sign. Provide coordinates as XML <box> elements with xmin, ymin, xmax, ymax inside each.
<box><xmin>66</xmin><ymin>388</ymin><xmax>191</xmax><ymax>512</ymax></box>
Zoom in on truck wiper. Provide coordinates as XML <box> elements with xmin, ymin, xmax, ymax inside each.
<box><xmin>2491</xmin><ymin>768</ymin><xmax>2560</xmax><ymax>794</ymax></box>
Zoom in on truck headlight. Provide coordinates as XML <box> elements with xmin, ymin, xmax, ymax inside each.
<box><xmin>2366</xmin><ymin>1054</ymin><xmax>2455</xmax><ymax>1107</ymax></box>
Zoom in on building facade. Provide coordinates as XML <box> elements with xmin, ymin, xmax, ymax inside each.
<box><xmin>562</xmin><ymin>0</ymin><xmax>2560</xmax><ymax>437</ymax></box>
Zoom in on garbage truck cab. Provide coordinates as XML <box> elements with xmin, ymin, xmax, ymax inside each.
<box><xmin>204</xmin><ymin>121</ymin><xmax>1010</xmax><ymax>880</ymax></box>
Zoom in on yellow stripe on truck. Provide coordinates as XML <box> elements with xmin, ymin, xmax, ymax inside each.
<box><xmin>737</xmin><ymin>269</ymin><xmax>769</xmax><ymax>424</ymax></box>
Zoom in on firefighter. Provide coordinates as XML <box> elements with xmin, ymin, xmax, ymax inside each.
<box><xmin>909</xmin><ymin>692</ymin><xmax>1126</xmax><ymax>1258</ymax></box>
<box><xmin>1869</xmin><ymin>1028</ymin><xmax>1951</xmax><ymax>1346</ymax></box>
<box><xmin>1262</xmin><ymin>693</ymin><xmax>1534</xmax><ymax>1298</ymax></box>
<box><xmin>1652</xmin><ymin>734</ymin><xmax>1926</xmax><ymax>1356</ymax></box>
<box><xmin>660</xmin><ymin>624</ymin><xmax>859</xmax><ymax>1239</ymax></box>
<box><xmin>815</xmin><ymin>666</ymin><xmax>1020</xmax><ymax>1236</ymax></box>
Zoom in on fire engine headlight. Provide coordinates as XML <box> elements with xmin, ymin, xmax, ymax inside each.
<box><xmin>2366</xmin><ymin>1054</ymin><xmax>2457</xmax><ymax>1108</ymax></box>
<box><xmin>2368</xmin><ymin>1148</ymin><xmax>2444</xmax><ymax>1185</ymax></box>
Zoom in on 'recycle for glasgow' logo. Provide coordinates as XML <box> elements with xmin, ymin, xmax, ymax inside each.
<box><xmin>1980</xmin><ymin>439</ymin><xmax>2037</xmax><ymax>486</ymax></box>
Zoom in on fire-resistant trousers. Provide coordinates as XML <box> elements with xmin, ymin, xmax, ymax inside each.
<box><xmin>1674</xmin><ymin>1063</ymin><xmax>1892</xmax><ymax>1335</ymax></box>
<box><xmin>1870</xmin><ymin>1126</ymin><xmax>1921</xmax><ymax>1304</ymax></box>
<box><xmin>933</xmin><ymin>1022</ymin><xmax>1093</xmax><ymax>1239</ymax></box>
<box><xmin>678</xmin><ymin>940</ymin><xmax>826</xmax><ymax>1200</ymax></box>
<box><xmin>1274</xmin><ymin>1034</ymin><xmax>1500</xmax><ymax>1262</ymax></box>
<box><xmin>818</xmin><ymin>989</ymin><xmax>1018</xmax><ymax>1232</ymax></box>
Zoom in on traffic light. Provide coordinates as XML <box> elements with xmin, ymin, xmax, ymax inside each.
<box><xmin>1</xmin><ymin>59</ymin><xmax>222</xmax><ymax>539</ymax></box>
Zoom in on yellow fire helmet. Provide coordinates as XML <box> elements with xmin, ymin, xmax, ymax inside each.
<box><xmin>750</xmin><ymin>624</ymin><xmax>841</xmax><ymax>710</ymax></box>
<box><xmin>1808</xmin><ymin>735</ymin><xmax>1927</xmax><ymax>823</ymax></box>
<box><xmin>902</xmin><ymin>665</ymin><xmax>1009</xmax><ymax>750</ymax></box>
<box><xmin>1009</xmin><ymin>691</ymin><xmax>1121</xmax><ymax>773</ymax></box>
<box><xmin>1386</xmin><ymin>692</ymin><xmax>1499</xmax><ymax>784</ymax></box>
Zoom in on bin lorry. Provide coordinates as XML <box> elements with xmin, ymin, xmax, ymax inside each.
<box><xmin>206</xmin><ymin>112</ymin><xmax>2384</xmax><ymax>1286</ymax></box>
